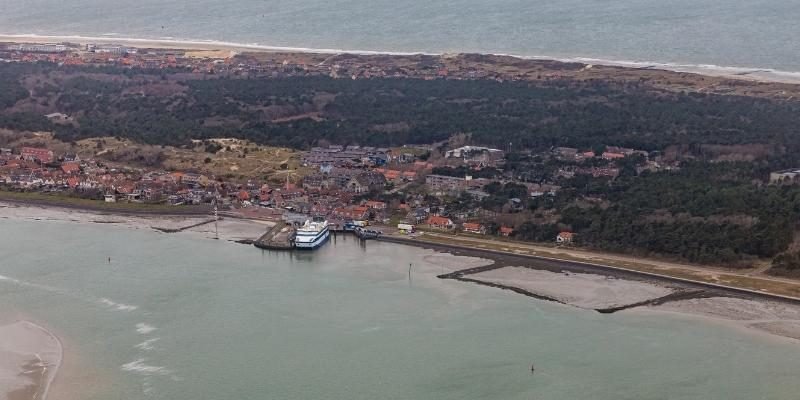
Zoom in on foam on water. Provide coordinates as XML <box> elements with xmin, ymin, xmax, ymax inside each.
<box><xmin>120</xmin><ymin>359</ymin><xmax>172</xmax><ymax>376</ymax></box>
<box><xmin>99</xmin><ymin>298</ymin><xmax>139</xmax><ymax>312</ymax></box>
<box><xmin>135</xmin><ymin>338</ymin><xmax>160</xmax><ymax>351</ymax></box>
<box><xmin>136</xmin><ymin>323</ymin><xmax>157</xmax><ymax>335</ymax></box>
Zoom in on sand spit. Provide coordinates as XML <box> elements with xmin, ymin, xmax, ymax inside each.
<box><xmin>0</xmin><ymin>321</ymin><xmax>62</xmax><ymax>400</ymax></box>
<box><xmin>467</xmin><ymin>266</ymin><xmax>675</xmax><ymax>310</ymax></box>
<box><xmin>422</xmin><ymin>253</ymin><xmax>495</xmax><ymax>274</ymax></box>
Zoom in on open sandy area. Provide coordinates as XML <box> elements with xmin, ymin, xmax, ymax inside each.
<box><xmin>468</xmin><ymin>266</ymin><xmax>674</xmax><ymax>310</ymax></box>
<box><xmin>647</xmin><ymin>297</ymin><xmax>800</xmax><ymax>342</ymax></box>
<box><xmin>0</xmin><ymin>321</ymin><xmax>62</xmax><ymax>400</ymax></box>
<box><xmin>0</xmin><ymin>201</ymin><xmax>273</xmax><ymax>242</ymax></box>
<box><xmin>466</xmin><ymin>265</ymin><xmax>800</xmax><ymax>342</ymax></box>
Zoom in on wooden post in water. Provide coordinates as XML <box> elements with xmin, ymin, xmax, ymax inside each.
<box><xmin>213</xmin><ymin>201</ymin><xmax>219</xmax><ymax>240</ymax></box>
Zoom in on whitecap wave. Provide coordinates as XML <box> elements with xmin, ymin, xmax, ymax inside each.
<box><xmin>135</xmin><ymin>338</ymin><xmax>160</xmax><ymax>351</ymax></box>
<box><xmin>99</xmin><ymin>298</ymin><xmax>138</xmax><ymax>312</ymax></box>
<box><xmin>121</xmin><ymin>359</ymin><xmax>171</xmax><ymax>376</ymax></box>
<box><xmin>136</xmin><ymin>323</ymin><xmax>157</xmax><ymax>334</ymax></box>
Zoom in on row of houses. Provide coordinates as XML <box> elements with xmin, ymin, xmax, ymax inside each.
<box><xmin>302</xmin><ymin>145</ymin><xmax>392</xmax><ymax>168</ymax></box>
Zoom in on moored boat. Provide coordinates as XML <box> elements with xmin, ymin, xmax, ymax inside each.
<box><xmin>294</xmin><ymin>217</ymin><xmax>330</xmax><ymax>249</ymax></box>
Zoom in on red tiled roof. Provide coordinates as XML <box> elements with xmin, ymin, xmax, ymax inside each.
<box><xmin>426</xmin><ymin>216</ymin><xmax>452</xmax><ymax>226</ymax></box>
<box><xmin>61</xmin><ymin>162</ymin><xmax>80</xmax><ymax>174</ymax></box>
<box><xmin>462</xmin><ymin>222</ymin><xmax>482</xmax><ymax>230</ymax></box>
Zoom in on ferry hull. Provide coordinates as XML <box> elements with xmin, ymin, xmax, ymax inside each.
<box><xmin>294</xmin><ymin>229</ymin><xmax>331</xmax><ymax>250</ymax></box>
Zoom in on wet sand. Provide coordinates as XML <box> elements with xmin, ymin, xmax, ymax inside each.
<box><xmin>468</xmin><ymin>266</ymin><xmax>674</xmax><ymax>310</ymax></box>
<box><xmin>0</xmin><ymin>201</ymin><xmax>273</xmax><ymax>243</ymax></box>
<box><xmin>646</xmin><ymin>297</ymin><xmax>800</xmax><ymax>342</ymax></box>
<box><xmin>415</xmin><ymin>241</ymin><xmax>800</xmax><ymax>343</ymax></box>
<box><xmin>0</xmin><ymin>321</ymin><xmax>62</xmax><ymax>400</ymax></box>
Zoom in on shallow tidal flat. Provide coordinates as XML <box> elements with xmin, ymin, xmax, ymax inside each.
<box><xmin>467</xmin><ymin>267</ymin><xmax>674</xmax><ymax>310</ymax></box>
<box><xmin>0</xmin><ymin>321</ymin><xmax>62</xmax><ymax>400</ymax></box>
<box><xmin>464</xmin><ymin>265</ymin><xmax>800</xmax><ymax>342</ymax></box>
<box><xmin>4</xmin><ymin>206</ymin><xmax>800</xmax><ymax>398</ymax></box>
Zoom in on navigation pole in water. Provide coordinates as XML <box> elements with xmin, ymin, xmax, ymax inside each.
<box><xmin>213</xmin><ymin>200</ymin><xmax>219</xmax><ymax>240</ymax></box>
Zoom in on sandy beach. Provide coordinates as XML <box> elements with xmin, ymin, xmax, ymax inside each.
<box><xmin>457</xmin><ymin>264</ymin><xmax>800</xmax><ymax>343</ymax></box>
<box><xmin>2</xmin><ymin>33</ymin><xmax>800</xmax><ymax>85</ymax></box>
<box><xmin>467</xmin><ymin>266</ymin><xmax>674</xmax><ymax>310</ymax></box>
<box><xmin>0</xmin><ymin>201</ymin><xmax>273</xmax><ymax>243</ymax></box>
<box><xmin>0</xmin><ymin>321</ymin><xmax>62</xmax><ymax>400</ymax></box>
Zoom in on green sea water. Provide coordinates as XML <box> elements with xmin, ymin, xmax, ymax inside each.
<box><xmin>1</xmin><ymin>218</ymin><xmax>800</xmax><ymax>399</ymax></box>
<box><xmin>2</xmin><ymin>0</ymin><xmax>800</xmax><ymax>73</ymax></box>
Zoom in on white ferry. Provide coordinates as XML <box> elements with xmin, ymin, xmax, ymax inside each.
<box><xmin>294</xmin><ymin>217</ymin><xmax>330</xmax><ymax>249</ymax></box>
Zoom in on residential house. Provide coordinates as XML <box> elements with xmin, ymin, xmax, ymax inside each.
<box><xmin>364</xmin><ymin>200</ymin><xmax>387</xmax><ymax>210</ymax></box>
<box><xmin>426</xmin><ymin>215</ymin><xmax>454</xmax><ymax>230</ymax></box>
<box><xmin>407</xmin><ymin>208</ymin><xmax>428</xmax><ymax>224</ymax></box>
<box><xmin>499</xmin><ymin>226</ymin><xmax>514</xmax><ymax>237</ymax></box>
<box><xmin>346</xmin><ymin>171</ymin><xmax>386</xmax><ymax>193</ymax></box>
<box><xmin>182</xmin><ymin>173</ymin><xmax>209</xmax><ymax>187</ymax></box>
<box><xmin>302</xmin><ymin>173</ymin><xmax>327</xmax><ymax>191</ymax></box>
<box><xmin>770</xmin><ymin>169</ymin><xmax>800</xmax><ymax>184</ymax></box>
<box><xmin>601</xmin><ymin>152</ymin><xmax>625</xmax><ymax>161</ymax></box>
<box><xmin>60</xmin><ymin>162</ymin><xmax>81</xmax><ymax>175</ymax></box>
<box><xmin>62</xmin><ymin>153</ymin><xmax>80</xmax><ymax>162</ymax></box>
<box><xmin>553</xmin><ymin>147</ymin><xmax>578</xmax><ymax>159</ymax></box>
<box><xmin>333</xmin><ymin>205</ymin><xmax>370</xmax><ymax>221</ymax></box>
<box><xmin>556</xmin><ymin>231</ymin><xmax>574</xmax><ymax>244</ymax></box>
<box><xmin>462</xmin><ymin>222</ymin><xmax>486</xmax><ymax>234</ymax></box>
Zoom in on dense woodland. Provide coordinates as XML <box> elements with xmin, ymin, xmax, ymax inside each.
<box><xmin>3</xmin><ymin>62</ymin><xmax>800</xmax><ymax>270</ymax></box>
<box><xmin>3</xmin><ymin>63</ymin><xmax>800</xmax><ymax>152</ymax></box>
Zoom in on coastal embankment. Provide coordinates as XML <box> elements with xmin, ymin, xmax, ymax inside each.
<box><xmin>0</xmin><ymin>321</ymin><xmax>62</xmax><ymax>400</ymax></box>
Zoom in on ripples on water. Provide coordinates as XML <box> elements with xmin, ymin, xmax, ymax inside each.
<box><xmin>1</xmin><ymin>0</ymin><xmax>799</xmax><ymax>71</ymax></box>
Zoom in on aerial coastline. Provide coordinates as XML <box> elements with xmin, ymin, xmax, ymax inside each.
<box><xmin>4</xmin><ymin>200</ymin><xmax>800</xmax><ymax>346</ymax></box>
<box><xmin>4</xmin><ymin>0</ymin><xmax>800</xmax><ymax>397</ymax></box>
<box><xmin>2</xmin><ymin>33</ymin><xmax>800</xmax><ymax>86</ymax></box>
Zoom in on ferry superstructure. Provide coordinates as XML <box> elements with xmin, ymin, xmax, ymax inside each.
<box><xmin>294</xmin><ymin>217</ymin><xmax>330</xmax><ymax>249</ymax></box>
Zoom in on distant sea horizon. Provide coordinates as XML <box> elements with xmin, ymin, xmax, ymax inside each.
<box><xmin>2</xmin><ymin>0</ymin><xmax>800</xmax><ymax>81</ymax></box>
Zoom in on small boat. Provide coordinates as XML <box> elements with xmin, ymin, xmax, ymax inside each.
<box><xmin>354</xmin><ymin>227</ymin><xmax>382</xmax><ymax>240</ymax></box>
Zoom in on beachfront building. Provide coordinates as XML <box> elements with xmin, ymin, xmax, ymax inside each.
<box><xmin>7</xmin><ymin>43</ymin><xmax>68</xmax><ymax>53</ymax></box>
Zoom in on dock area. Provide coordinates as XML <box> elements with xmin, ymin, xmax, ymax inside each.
<box><xmin>254</xmin><ymin>222</ymin><xmax>296</xmax><ymax>250</ymax></box>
